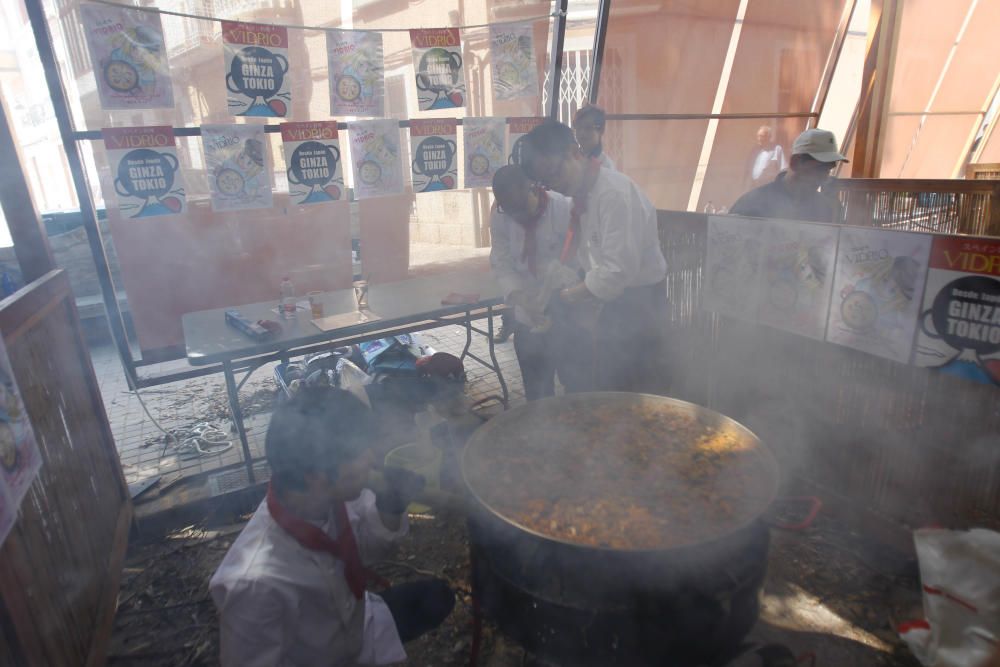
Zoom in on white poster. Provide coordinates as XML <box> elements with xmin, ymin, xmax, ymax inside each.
<box><xmin>80</xmin><ymin>3</ymin><xmax>174</xmax><ymax>110</ymax></box>
<box><xmin>463</xmin><ymin>117</ymin><xmax>506</xmax><ymax>188</ymax></box>
<box><xmin>327</xmin><ymin>31</ymin><xmax>384</xmax><ymax>117</ymax></box>
<box><xmin>102</xmin><ymin>126</ymin><xmax>186</xmax><ymax>218</ymax></box>
<box><xmin>202</xmin><ymin>124</ymin><xmax>272</xmax><ymax>212</ymax></box>
<box><xmin>223</xmin><ymin>21</ymin><xmax>291</xmax><ymax>117</ymax></box>
<box><xmin>0</xmin><ymin>337</ymin><xmax>41</xmax><ymax>507</ymax></box>
<box><xmin>704</xmin><ymin>215</ymin><xmax>764</xmax><ymax>322</ymax></box>
<box><xmin>758</xmin><ymin>220</ymin><xmax>839</xmax><ymax>340</ymax></box>
<box><xmin>349</xmin><ymin>119</ymin><xmax>403</xmax><ymax>199</ymax></box>
<box><xmin>826</xmin><ymin>227</ymin><xmax>932</xmax><ymax>363</ymax></box>
<box><xmin>490</xmin><ymin>23</ymin><xmax>538</xmax><ymax>101</ymax></box>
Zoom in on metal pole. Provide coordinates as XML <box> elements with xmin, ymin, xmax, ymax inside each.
<box><xmin>24</xmin><ymin>0</ymin><xmax>140</xmax><ymax>389</ymax></box>
<box><xmin>547</xmin><ymin>0</ymin><xmax>569</xmax><ymax>120</ymax></box>
<box><xmin>0</xmin><ymin>97</ymin><xmax>56</xmax><ymax>283</ymax></box>
<box><xmin>810</xmin><ymin>0</ymin><xmax>859</xmax><ymax>129</ymax></box>
<box><xmin>223</xmin><ymin>361</ymin><xmax>256</xmax><ymax>485</ymax></box>
<box><xmin>588</xmin><ymin>0</ymin><xmax>612</xmax><ymax>103</ymax></box>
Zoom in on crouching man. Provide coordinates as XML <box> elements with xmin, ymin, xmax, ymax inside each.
<box><xmin>210</xmin><ymin>387</ymin><xmax>454</xmax><ymax>666</ymax></box>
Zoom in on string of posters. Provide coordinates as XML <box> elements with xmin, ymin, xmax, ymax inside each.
<box><xmin>704</xmin><ymin>216</ymin><xmax>1000</xmax><ymax>388</ymax></box>
<box><xmin>81</xmin><ymin>3</ymin><xmax>544</xmax><ymax>215</ymax></box>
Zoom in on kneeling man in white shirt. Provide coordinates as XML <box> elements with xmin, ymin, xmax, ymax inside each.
<box><xmin>210</xmin><ymin>387</ymin><xmax>454</xmax><ymax>666</ymax></box>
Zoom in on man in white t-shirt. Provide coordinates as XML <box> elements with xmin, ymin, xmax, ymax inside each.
<box><xmin>210</xmin><ymin>388</ymin><xmax>454</xmax><ymax>666</ymax></box>
<box><xmin>745</xmin><ymin>125</ymin><xmax>787</xmax><ymax>189</ymax></box>
<box><xmin>521</xmin><ymin>121</ymin><xmax>668</xmax><ymax>392</ymax></box>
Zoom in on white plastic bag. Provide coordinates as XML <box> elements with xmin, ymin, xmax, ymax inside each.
<box><xmin>900</xmin><ymin>528</ymin><xmax>1000</xmax><ymax>667</ymax></box>
<box><xmin>336</xmin><ymin>358</ymin><xmax>372</xmax><ymax>408</ymax></box>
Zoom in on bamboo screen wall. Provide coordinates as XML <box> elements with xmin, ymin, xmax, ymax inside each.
<box><xmin>657</xmin><ymin>207</ymin><xmax>1000</xmax><ymax>534</ymax></box>
<box><xmin>0</xmin><ymin>270</ymin><xmax>130</xmax><ymax>666</ymax></box>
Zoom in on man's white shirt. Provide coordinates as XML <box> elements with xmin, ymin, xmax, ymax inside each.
<box><xmin>489</xmin><ymin>191</ymin><xmax>574</xmax><ymax>325</ymax></box>
<box><xmin>577</xmin><ymin>167</ymin><xmax>667</xmax><ymax>302</ymax></box>
<box><xmin>210</xmin><ymin>489</ymin><xmax>408</xmax><ymax>667</ymax></box>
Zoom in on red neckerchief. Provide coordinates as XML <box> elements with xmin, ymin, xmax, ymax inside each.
<box><xmin>560</xmin><ymin>157</ymin><xmax>602</xmax><ymax>264</ymax></box>
<box><xmin>518</xmin><ymin>189</ymin><xmax>549</xmax><ymax>276</ymax></box>
<box><xmin>266</xmin><ymin>483</ymin><xmax>368</xmax><ymax>599</ymax></box>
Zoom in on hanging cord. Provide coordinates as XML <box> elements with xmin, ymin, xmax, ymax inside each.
<box><xmin>131</xmin><ymin>388</ymin><xmax>233</xmax><ymax>460</ymax></box>
<box><xmin>85</xmin><ymin>0</ymin><xmax>563</xmax><ymax>33</ymax></box>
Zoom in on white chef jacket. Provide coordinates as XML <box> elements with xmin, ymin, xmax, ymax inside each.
<box><xmin>209</xmin><ymin>489</ymin><xmax>409</xmax><ymax>667</ymax></box>
<box><xmin>598</xmin><ymin>151</ymin><xmax>616</xmax><ymax>171</ymax></box>
<box><xmin>489</xmin><ymin>191</ymin><xmax>575</xmax><ymax>325</ymax></box>
<box><xmin>578</xmin><ymin>167</ymin><xmax>667</xmax><ymax>302</ymax></box>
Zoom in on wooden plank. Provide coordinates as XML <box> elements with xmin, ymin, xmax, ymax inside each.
<box><xmin>85</xmin><ymin>502</ymin><xmax>132</xmax><ymax>667</ymax></box>
<box><xmin>0</xmin><ymin>267</ymin><xmax>130</xmax><ymax>666</ymax></box>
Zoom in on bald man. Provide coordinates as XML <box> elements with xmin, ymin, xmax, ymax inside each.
<box><xmin>746</xmin><ymin>125</ymin><xmax>787</xmax><ymax>189</ymax></box>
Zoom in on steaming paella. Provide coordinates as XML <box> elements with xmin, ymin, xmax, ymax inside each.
<box><xmin>463</xmin><ymin>394</ymin><xmax>778</xmax><ymax>551</ymax></box>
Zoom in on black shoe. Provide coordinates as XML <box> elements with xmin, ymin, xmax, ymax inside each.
<box><xmin>493</xmin><ymin>325</ymin><xmax>513</xmax><ymax>343</ymax></box>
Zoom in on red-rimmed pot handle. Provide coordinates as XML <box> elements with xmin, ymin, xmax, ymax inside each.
<box><xmin>766</xmin><ymin>496</ymin><xmax>823</xmax><ymax>531</ymax></box>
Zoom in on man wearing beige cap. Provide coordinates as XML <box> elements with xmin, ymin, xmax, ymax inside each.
<box><xmin>730</xmin><ymin>128</ymin><xmax>848</xmax><ymax>223</ymax></box>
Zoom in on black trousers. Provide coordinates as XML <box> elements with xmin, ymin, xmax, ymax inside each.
<box><xmin>551</xmin><ymin>280</ymin><xmax>669</xmax><ymax>394</ymax></box>
<box><xmin>512</xmin><ymin>320</ymin><xmax>558</xmax><ymax>401</ymax></box>
<box><xmin>380</xmin><ymin>578</ymin><xmax>455</xmax><ymax>643</ymax></box>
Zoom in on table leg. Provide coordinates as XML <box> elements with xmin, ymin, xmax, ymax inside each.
<box><xmin>486</xmin><ymin>307</ymin><xmax>509</xmax><ymax>408</ymax></box>
<box><xmin>460</xmin><ymin>309</ymin><xmax>474</xmax><ymax>361</ymax></box>
<box><xmin>223</xmin><ymin>360</ymin><xmax>255</xmax><ymax>484</ymax></box>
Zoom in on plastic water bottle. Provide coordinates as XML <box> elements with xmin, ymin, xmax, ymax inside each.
<box><xmin>280</xmin><ymin>276</ymin><xmax>297</xmax><ymax>320</ymax></box>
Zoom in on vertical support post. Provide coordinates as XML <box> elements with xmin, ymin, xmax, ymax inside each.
<box><xmin>0</xmin><ymin>97</ymin><xmax>56</xmax><ymax>283</ymax></box>
<box><xmin>810</xmin><ymin>0</ymin><xmax>860</xmax><ymax>129</ymax></box>
<box><xmin>223</xmin><ymin>361</ymin><xmax>256</xmax><ymax>485</ymax></box>
<box><xmin>24</xmin><ymin>0</ymin><xmax>139</xmax><ymax>389</ymax></box>
<box><xmin>547</xmin><ymin>0</ymin><xmax>569</xmax><ymax>120</ymax></box>
<box><xmin>588</xmin><ymin>0</ymin><xmax>612</xmax><ymax>104</ymax></box>
<box><xmin>850</xmin><ymin>0</ymin><xmax>902</xmax><ymax>178</ymax></box>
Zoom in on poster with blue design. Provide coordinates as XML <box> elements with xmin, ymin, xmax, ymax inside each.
<box><xmin>410</xmin><ymin>29</ymin><xmax>465</xmax><ymax>111</ymax></box>
<box><xmin>202</xmin><ymin>124</ymin><xmax>272</xmax><ymax>212</ymax></box>
<box><xmin>103</xmin><ymin>126</ymin><xmax>186</xmax><ymax>218</ymax></box>
<box><xmin>282</xmin><ymin>121</ymin><xmax>343</xmax><ymax>205</ymax></box>
<box><xmin>826</xmin><ymin>227</ymin><xmax>931</xmax><ymax>363</ymax></box>
<box><xmin>223</xmin><ymin>21</ymin><xmax>291</xmax><ymax>117</ymax></box>
<box><xmin>349</xmin><ymin>119</ymin><xmax>403</xmax><ymax>199</ymax></box>
<box><xmin>463</xmin><ymin>117</ymin><xmax>506</xmax><ymax>188</ymax></box>
<box><xmin>410</xmin><ymin>119</ymin><xmax>457</xmax><ymax>192</ymax></box>
<box><xmin>80</xmin><ymin>3</ymin><xmax>174</xmax><ymax>110</ymax></box>
<box><xmin>327</xmin><ymin>31</ymin><xmax>384</xmax><ymax>117</ymax></box>
<box><xmin>914</xmin><ymin>235</ymin><xmax>1000</xmax><ymax>385</ymax></box>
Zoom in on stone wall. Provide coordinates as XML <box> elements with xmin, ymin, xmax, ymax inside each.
<box><xmin>0</xmin><ymin>218</ymin><xmax>125</xmax><ymax>305</ymax></box>
<box><xmin>410</xmin><ymin>191</ymin><xmax>482</xmax><ymax>247</ymax></box>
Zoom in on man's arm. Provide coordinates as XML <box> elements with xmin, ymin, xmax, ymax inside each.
<box><xmin>580</xmin><ymin>188</ymin><xmax>637</xmax><ymax>302</ymax></box>
<box><xmin>349</xmin><ymin>488</ymin><xmax>409</xmax><ymax>564</ymax></box>
<box><xmin>489</xmin><ymin>210</ymin><xmax>527</xmax><ymax>299</ymax></box>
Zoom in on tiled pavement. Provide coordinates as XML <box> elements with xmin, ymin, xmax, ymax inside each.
<box><xmin>92</xmin><ymin>317</ymin><xmax>525</xmax><ymax>487</ymax></box>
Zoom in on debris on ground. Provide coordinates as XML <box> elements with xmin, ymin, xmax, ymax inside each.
<box><xmin>109</xmin><ymin>500</ymin><xmax>927</xmax><ymax>666</ymax></box>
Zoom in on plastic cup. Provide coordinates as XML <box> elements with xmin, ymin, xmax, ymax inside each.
<box><xmin>352</xmin><ymin>280</ymin><xmax>369</xmax><ymax>311</ymax></box>
<box><xmin>308</xmin><ymin>291</ymin><xmax>324</xmax><ymax>318</ymax></box>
